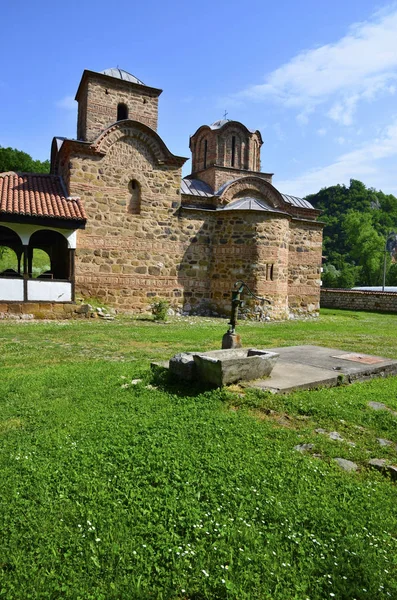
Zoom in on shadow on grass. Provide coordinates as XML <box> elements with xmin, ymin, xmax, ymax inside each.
<box><xmin>150</xmin><ymin>364</ymin><xmax>217</xmax><ymax>397</ymax></box>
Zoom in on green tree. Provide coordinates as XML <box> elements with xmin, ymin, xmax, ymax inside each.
<box><xmin>0</xmin><ymin>146</ymin><xmax>50</xmax><ymax>174</ymax></box>
<box><xmin>307</xmin><ymin>179</ymin><xmax>397</xmax><ymax>288</ymax></box>
<box><xmin>343</xmin><ymin>211</ymin><xmax>385</xmax><ymax>286</ymax></box>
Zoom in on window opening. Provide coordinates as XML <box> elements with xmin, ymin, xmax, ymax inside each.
<box><xmin>231</xmin><ymin>136</ymin><xmax>236</xmax><ymax>167</ymax></box>
<box><xmin>28</xmin><ymin>230</ymin><xmax>69</xmax><ymax>280</ymax></box>
<box><xmin>128</xmin><ymin>180</ymin><xmax>141</xmax><ymax>214</ymax></box>
<box><xmin>32</xmin><ymin>249</ymin><xmax>51</xmax><ymax>279</ymax></box>
<box><xmin>203</xmin><ymin>139</ymin><xmax>208</xmax><ymax>169</ymax></box>
<box><xmin>266</xmin><ymin>263</ymin><xmax>274</xmax><ymax>281</ymax></box>
<box><xmin>0</xmin><ymin>226</ymin><xmax>23</xmax><ymax>277</ymax></box>
<box><xmin>0</xmin><ymin>247</ymin><xmax>20</xmax><ymax>277</ymax></box>
<box><xmin>117</xmin><ymin>103</ymin><xmax>128</xmax><ymax>121</ymax></box>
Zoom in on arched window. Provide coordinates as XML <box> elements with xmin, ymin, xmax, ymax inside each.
<box><xmin>117</xmin><ymin>103</ymin><xmax>128</xmax><ymax>121</ymax></box>
<box><xmin>28</xmin><ymin>230</ymin><xmax>69</xmax><ymax>280</ymax></box>
<box><xmin>31</xmin><ymin>249</ymin><xmax>51</xmax><ymax>279</ymax></box>
<box><xmin>231</xmin><ymin>136</ymin><xmax>236</xmax><ymax>167</ymax></box>
<box><xmin>203</xmin><ymin>139</ymin><xmax>208</xmax><ymax>169</ymax></box>
<box><xmin>128</xmin><ymin>180</ymin><xmax>141</xmax><ymax>215</ymax></box>
<box><xmin>0</xmin><ymin>226</ymin><xmax>23</xmax><ymax>277</ymax></box>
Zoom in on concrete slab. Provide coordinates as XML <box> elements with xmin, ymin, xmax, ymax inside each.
<box><xmin>246</xmin><ymin>360</ymin><xmax>339</xmax><ymax>393</ymax></box>
<box><xmin>246</xmin><ymin>345</ymin><xmax>397</xmax><ymax>393</ymax></box>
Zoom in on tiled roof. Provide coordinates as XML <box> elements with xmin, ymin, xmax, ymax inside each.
<box><xmin>0</xmin><ymin>172</ymin><xmax>86</xmax><ymax>223</ymax></box>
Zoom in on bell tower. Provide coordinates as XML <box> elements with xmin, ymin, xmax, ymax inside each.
<box><xmin>75</xmin><ymin>67</ymin><xmax>162</xmax><ymax>142</ymax></box>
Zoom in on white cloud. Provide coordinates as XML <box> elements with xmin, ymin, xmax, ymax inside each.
<box><xmin>56</xmin><ymin>96</ymin><xmax>76</xmax><ymax>111</ymax></box>
<box><xmin>234</xmin><ymin>6</ymin><xmax>397</xmax><ymax>124</ymax></box>
<box><xmin>275</xmin><ymin>117</ymin><xmax>397</xmax><ymax>196</ymax></box>
<box><xmin>316</xmin><ymin>128</ymin><xmax>327</xmax><ymax>136</ymax></box>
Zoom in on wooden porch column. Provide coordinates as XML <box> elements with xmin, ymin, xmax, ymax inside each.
<box><xmin>23</xmin><ymin>245</ymin><xmax>28</xmax><ymax>302</ymax></box>
<box><xmin>69</xmin><ymin>248</ymin><xmax>76</xmax><ymax>301</ymax></box>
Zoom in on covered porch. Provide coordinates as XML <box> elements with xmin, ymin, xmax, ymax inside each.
<box><xmin>0</xmin><ymin>172</ymin><xmax>86</xmax><ymax>303</ymax></box>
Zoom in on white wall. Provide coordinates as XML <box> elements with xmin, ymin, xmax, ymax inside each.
<box><xmin>27</xmin><ymin>281</ymin><xmax>72</xmax><ymax>302</ymax></box>
<box><xmin>0</xmin><ymin>278</ymin><xmax>24</xmax><ymax>301</ymax></box>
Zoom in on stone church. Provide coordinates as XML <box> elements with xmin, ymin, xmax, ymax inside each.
<box><xmin>0</xmin><ymin>67</ymin><xmax>323</xmax><ymax>318</ymax></box>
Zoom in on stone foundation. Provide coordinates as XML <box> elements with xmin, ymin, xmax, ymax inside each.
<box><xmin>0</xmin><ymin>302</ymin><xmax>81</xmax><ymax>320</ymax></box>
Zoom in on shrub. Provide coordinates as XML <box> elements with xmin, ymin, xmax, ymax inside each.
<box><xmin>151</xmin><ymin>298</ymin><xmax>170</xmax><ymax>321</ymax></box>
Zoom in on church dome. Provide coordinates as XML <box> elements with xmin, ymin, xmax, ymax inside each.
<box><xmin>100</xmin><ymin>68</ymin><xmax>145</xmax><ymax>85</ymax></box>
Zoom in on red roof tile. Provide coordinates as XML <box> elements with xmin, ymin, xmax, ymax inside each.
<box><xmin>0</xmin><ymin>172</ymin><xmax>86</xmax><ymax>223</ymax></box>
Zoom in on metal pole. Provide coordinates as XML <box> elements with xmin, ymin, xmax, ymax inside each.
<box><xmin>382</xmin><ymin>250</ymin><xmax>387</xmax><ymax>292</ymax></box>
<box><xmin>383</xmin><ymin>232</ymin><xmax>397</xmax><ymax>292</ymax></box>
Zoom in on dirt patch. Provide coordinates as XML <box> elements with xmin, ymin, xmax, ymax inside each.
<box><xmin>249</xmin><ymin>408</ymin><xmax>304</xmax><ymax>430</ymax></box>
<box><xmin>0</xmin><ymin>418</ymin><xmax>23</xmax><ymax>434</ymax></box>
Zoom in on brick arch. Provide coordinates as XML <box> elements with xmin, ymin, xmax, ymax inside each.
<box><xmin>92</xmin><ymin>120</ymin><xmax>184</xmax><ymax>166</ymax></box>
<box><xmin>218</xmin><ymin>177</ymin><xmax>287</xmax><ymax>208</ymax></box>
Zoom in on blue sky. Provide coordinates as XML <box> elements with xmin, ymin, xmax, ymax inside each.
<box><xmin>1</xmin><ymin>0</ymin><xmax>397</xmax><ymax>197</ymax></box>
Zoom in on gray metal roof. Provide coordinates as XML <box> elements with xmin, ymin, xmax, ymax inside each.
<box><xmin>100</xmin><ymin>68</ymin><xmax>145</xmax><ymax>85</ymax></box>
<box><xmin>219</xmin><ymin>197</ymin><xmax>285</xmax><ymax>213</ymax></box>
<box><xmin>210</xmin><ymin>119</ymin><xmax>231</xmax><ymax>129</ymax></box>
<box><xmin>181</xmin><ymin>178</ymin><xmax>213</xmax><ymax>197</ymax></box>
<box><xmin>281</xmin><ymin>193</ymin><xmax>314</xmax><ymax>210</ymax></box>
<box><xmin>181</xmin><ymin>178</ymin><xmax>315</xmax><ymax>211</ymax></box>
<box><xmin>210</xmin><ymin>119</ymin><xmax>255</xmax><ymax>133</ymax></box>
<box><xmin>215</xmin><ymin>180</ymin><xmax>235</xmax><ymax>195</ymax></box>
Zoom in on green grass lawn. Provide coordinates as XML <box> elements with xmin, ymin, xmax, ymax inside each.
<box><xmin>0</xmin><ymin>309</ymin><xmax>396</xmax><ymax>599</ymax></box>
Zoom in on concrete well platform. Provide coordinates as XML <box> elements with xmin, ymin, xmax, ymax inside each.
<box><xmin>153</xmin><ymin>345</ymin><xmax>397</xmax><ymax>393</ymax></box>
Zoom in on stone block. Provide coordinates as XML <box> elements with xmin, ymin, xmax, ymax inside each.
<box><xmin>222</xmin><ymin>332</ymin><xmax>242</xmax><ymax>349</ymax></box>
<box><xmin>7</xmin><ymin>303</ymin><xmax>22</xmax><ymax>315</ymax></box>
<box><xmin>169</xmin><ymin>353</ymin><xmax>196</xmax><ymax>381</ymax></box>
<box><xmin>193</xmin><ymin>348</ymin><xmax>279</xmax><ymax>387</ymax></box>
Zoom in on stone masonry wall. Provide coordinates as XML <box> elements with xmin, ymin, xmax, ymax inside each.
<box><xmin>62</xmin><ymin>128</ymin><xmax>321</xmax><ymax>319</ymax></box>
<box><xmin>321</xmin><ymin>289</ymin><xmax>397</xmax><ymax>313</ymax></box>
<box><xmin>288</xmin><ymin>221</ymin><xmax>323</xmax><ymax>315</ymax></box>
<box><xmin>77</xmin><ymin>75</ymin><xmax>159</xmax><ymax>142</ymax></box>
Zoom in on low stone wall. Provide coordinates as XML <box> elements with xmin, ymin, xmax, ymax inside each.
<box><xmin>321</xmin><ymin>289</ymin><xmax>397</xmax><ymax>313</ymax></box>
<box><xmin>0</xmin><ymin>302</ymin><xmax>78</xmax><ymax>320</ymax></box>
<box><xmin>0</xmin><ymin>302</ymin><xmax>116</xmax><ymax>320</ymax></box>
